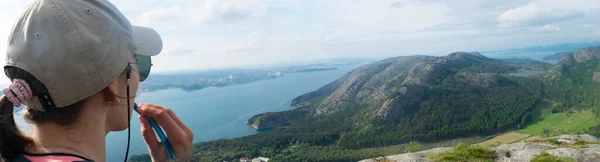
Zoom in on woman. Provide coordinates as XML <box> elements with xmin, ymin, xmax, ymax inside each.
<box><xmin>0</xmin><ymin>0</ymin><xmax>193</xmax><ymax>162</ymax></box>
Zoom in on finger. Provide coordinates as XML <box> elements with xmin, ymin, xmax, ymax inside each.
<box><xmin>139</xmin><ymin>115</ymin><xmax>161</xmax><ymax>154</ymax></box>
<box><xmin>165</xmin><ymin>108</ymin><xmax>193</xmax><ymax>137</ymax></box>
<box><xmin>137</xmin><ymin>104</ymin><xmax>186</xmax><ymax>140</ymax></box>
<box><xmin>10</xmin><ymin>85</ymin><xmax>24</xmax><ymax>101</ymax></box>
<box><xmin>15</xmin><ymin>79</ymin><xmax>32</xmax><ymax>98</ymax></box>
<box><xmin>140</xmin><ymin>103</ymin><xmax>190</xmax><ymax>134</ymax></box>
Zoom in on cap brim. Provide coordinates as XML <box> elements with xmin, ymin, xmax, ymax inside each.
<box><xmin>131</xmin><ymin>26</ymin><xmax>162</xmax><ymax>56</ymax></box>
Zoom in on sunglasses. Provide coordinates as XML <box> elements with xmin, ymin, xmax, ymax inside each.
<box><xmin>131</xmin><ymin>55</ymin><xmax>152</xmax><ymax>82</ymax></box>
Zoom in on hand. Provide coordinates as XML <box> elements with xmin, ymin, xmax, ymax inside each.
<box><xmin>137</xmin><ymin>103</ymin><xmax>194</xmax><ymax>161</ymax></box>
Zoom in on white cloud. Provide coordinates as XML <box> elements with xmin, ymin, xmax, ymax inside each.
<box><xmin>0</xmin><ymin>0</ymin><xmax>20</xmax><ymax>5</ymax></box>
<box><xmin>202</xmin><ymin>0</ymin><xmax>267</xmax><ymax>25</ymax></box>
<box><xmin>497</xmin><ymin>2</ymin><xmax>582</xmax><ymax>28</ymax></box>
<box><xmin>325</xmin><ymin>0</ymin><xmax>453</xmax><ymax>31</ymax></box>
<box><xmin>584</xmin><ymin>24</ymin><xmax>597</xmax><ymax>28</ymax></box>
<box><xmin>136</xmin><ymin>0</ymin><xmax>267</xmax><ymax>29</ymax></box>
<box><xmin>531</xmin><ymin>24</ymin><xmax>560</xmax><ymax>33</ymax></box>
<box><xmin>136</xmin><ymin>6</ymin><xmax>189</xmax><ymax>28</ymax></box>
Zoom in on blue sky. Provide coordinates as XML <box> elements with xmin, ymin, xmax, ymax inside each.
<box><xmin>1</xmin><ymin>0</ymin><xmax>600</xmax><ymax>79</ymax></box>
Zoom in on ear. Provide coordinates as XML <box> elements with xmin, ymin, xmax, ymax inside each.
<box><xmin>107</xmin><ymin>81</ymin><xmax>118</xmax><ymax>95</ymax></box>
<box><xmin>105</xmin><ymin>81</ymin><xmax>119</xmax><ymax>106</ymax></box>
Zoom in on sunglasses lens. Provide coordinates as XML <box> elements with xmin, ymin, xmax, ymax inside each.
<box><xmin>135</xmin><ymin>55</ymin><xmax>152</xmax><ymax>82</ymax></box>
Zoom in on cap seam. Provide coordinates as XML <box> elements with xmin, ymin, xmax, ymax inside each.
<box><xmin>46</xmin><ymin>0</ymin><xmax>99</xmax><ymax>107</ymax></box>
<box><xmin>48</xmin><ymin>0</ymin><xmax>106</xmax><ymax>107</ymax></box>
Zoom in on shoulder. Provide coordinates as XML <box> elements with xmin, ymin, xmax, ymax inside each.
<box><xmin>10</xmin><ymin>153</ymin><xmax>94</xmax><ymax>162</ymax></box>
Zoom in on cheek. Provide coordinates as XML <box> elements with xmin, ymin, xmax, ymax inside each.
<box><xmin>132</xmin><ymin>72</ymin><xmax>141</xmax><ymax>90</ymax></box>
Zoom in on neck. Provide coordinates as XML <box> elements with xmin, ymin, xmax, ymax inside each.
<box><xmin>29</xmin><ymin>105</ymin><xmax>108</xmax><ymax>162</ymax></box>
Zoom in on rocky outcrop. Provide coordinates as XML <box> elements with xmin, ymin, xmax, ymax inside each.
<box><xmin>372</xmin><ymin>85</ymin><xmax>426</xmax><ymax>121</ymax></box>
<box><xmin>573</xmin><ymin>47</ymin><xmax>600</xmax><ymax>63</ymax></box>
<box><xmin>360</xmin><ymin>134</ymin><xmax>600</xmax><ymax>162</ymax></box>
<box><xmin>558</xmin><ymin>134</ymin><xmax>600</xmax><ymax>143</ymax></box>
<box><xmin>359</xmin><ymin>147</ymin><xmax>453</xmax><ymax>162</ymax></box>
<box><xmin>494</xmin><ymin>142</ymin><xmax>552</xmax><ymax>161</ymax></box>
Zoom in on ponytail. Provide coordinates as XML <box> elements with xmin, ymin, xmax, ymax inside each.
<box><xmin>0</xmin><ymin>95</ymin><xmax>34</xmax><ymax>161</ymax></box>
<box><xmin>0</xmin><ymin>66</ymin><xmax>86</xmax><ymax>160</ymax></box>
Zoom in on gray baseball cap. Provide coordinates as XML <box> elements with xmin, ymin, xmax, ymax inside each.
<box><xmin>5</xmin><ymin>0</ymin><xmax>162</xmax><ymax>110</ymax></box>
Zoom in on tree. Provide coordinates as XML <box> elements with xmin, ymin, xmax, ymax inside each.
<box><xmin>404</xmin><ymin>140</ymin><xmax>423</xmax><ymax>153</ymax></box>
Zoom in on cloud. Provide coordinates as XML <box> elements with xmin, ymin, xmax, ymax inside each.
<box><xmin>389</xmin><ymin>0</ymin><xmax>440</xmax><ymax>8</ymax></box>
<box><xmin>164</xmin><ymin>47</ymin><xmax>199</xmax><ymax>55</ymax></box>
<box><xmin>497</xmin><ymin>3</ymin><xmax>583</xmax><ymax>28</ymax></box>
<box><xmin>0</xmin><ymin>0</ymin><xmax>20</xmax><ymax>5</ymax></box>
<box><xmin>135</xmin><ymin>0</ymin><xmax>267</xmax><ymax>29</ymax></box>
<box><xmin>202</xmin><ymin>0</ymin><xmax>266</xmax><ymax>24</ymax></box>
<box><xmin>531</xmin><ymin>24</ymin><xmax>560</xmax><ymax>33</ymax></box>
<box><xmin>584</xmin><ymin>24</ymin><xmax>597</xmax><ymax>28</ymax></box>
<box><xmin>136</xmin><ymin>6</ymin><xmax>188</xmax><ymax>28</ymax></box>
<box><xmin>328</xmin><ymin>0</ymin><xmax>452</xmax><ymax>31</ymax></box>
<box><xmin>389</xmin><ymin>2</ymin><xmax>403</xmax><ymax>8</ymax></box>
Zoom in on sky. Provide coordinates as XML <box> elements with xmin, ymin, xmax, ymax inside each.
<box><xmin>1</xmin><ymin>0</ymin><xmax>600</xmax><ymax>84</ymax></box>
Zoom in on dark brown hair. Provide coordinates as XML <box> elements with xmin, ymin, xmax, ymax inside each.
<box><xmin>0</xmin><ymin>67</ymin><xmax>86</xmax><ymax>160</ymax></box>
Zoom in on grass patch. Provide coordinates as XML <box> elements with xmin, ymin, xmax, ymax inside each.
<box><xmin>548</xmin><ymin>139</ymin><xmax>560</xmax><ymax>145</ymax></box>
<box><xmin>519</xmin><ymin>110</ymin><xmax>600</xmax><ymax>136</ymax></box>
<box><xmin>574</xmin><ymin>140</ymin><xmax>587</xmax><ymax>145</ymax></box>
<box><xmin>360</xmin><ymin>136</ymin><xmax>487</xmax><ymax>156</ymax></box>
<box><xmin>429</xmin><ymin>143</ymin><xmax>496</xmax><ymax>162</ymax></box>
<box><xmin>476</xmin><ymin>131</ymin><xmax>532</xmax><ymax>147</ymax></box>
<box><xmin>531</xmin><ymin>152</ymin><xmax>576</xmax><ymax>162</ymax></box>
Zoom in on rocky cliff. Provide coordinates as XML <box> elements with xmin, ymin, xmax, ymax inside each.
<box><xmin>361</xmin><ymin>134</ymin><xmax>600</xmax><ymax>162</ymax></box>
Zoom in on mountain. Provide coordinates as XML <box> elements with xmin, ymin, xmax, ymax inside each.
<box><xmin>503</xmin><ymin>41</ymin><xmax>600</xmax><ymax>53</ymax></box>
<box><xmin>542</xmin><ymin>52</ymin><xmax>572</xmax><ymax>61</ymax></box>
<box><xmin>539</xmin><ymin>46</ymin><xmax>600</xmax><ymax>115</ymax></box>
<box><xmin>250</xmin><ymin>52</ymin><xmax>551</xmax><ymax>131</ymax></box>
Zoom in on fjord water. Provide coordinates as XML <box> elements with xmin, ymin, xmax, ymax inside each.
<box><xmin>90</xmin><ymin>64</ymin><xmax>359</xmax><ymax>161</ymax></box>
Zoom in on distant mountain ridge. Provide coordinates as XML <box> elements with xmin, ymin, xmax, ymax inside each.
<box><xmin>504</xmin><ymin>41</ymin><xmax>600</xmax><ymax>53</ymax></box>
<box><xmin>542</xmin><ymin>52</ymin><xmax>572</xmax><ymax>61</ymax></box>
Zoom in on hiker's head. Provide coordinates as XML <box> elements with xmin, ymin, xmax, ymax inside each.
<box><xmin>0</xmin><ymin>0</ymin><xmax>162</xmax><ymax>160</ymax></box>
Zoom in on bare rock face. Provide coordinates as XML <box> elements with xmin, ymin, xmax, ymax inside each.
<box><xmin>402</xmin><ymin>62</ymin><xmax>449</xmax><ymax>86</ymax></box>
<box><xmin>544</xmin><ymin>147</ymin><xmax>600</xmax><ymax>162</ymax></box>
<box><xmin>558</xmin><ymin>134</ymin><xmax>600</xmax><ymax>143</ymax></box>
<box><xmin>373</xmin><ymin>85</ymin><xmax>426</xmax><ymax>121</ymax></box>
<box><xmin>593</xmin><ymin>72</ymin><xmax>600</xmax><ymax>82</ymax></box>
<box><xmin>494</xmin><ymin>142</ymin><xmax>551</xmax><ymax>162</ymax></box>
<box><xmin>573</xmin><ymin>47</ymin><xmax>600</xmax><ymax>63</ymax></box>
<box><xmin>359</xmin><ymin>147</ymin><xmax>453</xmax><ymax>162</ymax></box>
